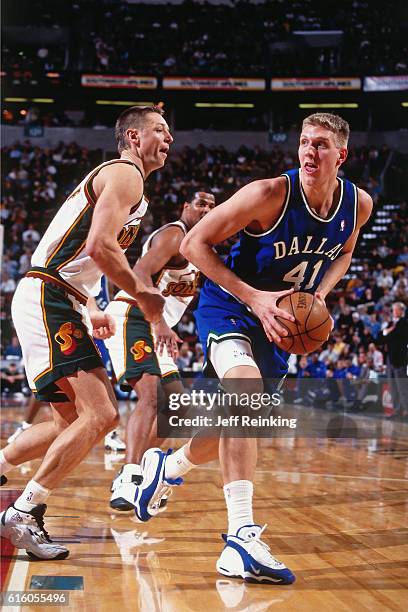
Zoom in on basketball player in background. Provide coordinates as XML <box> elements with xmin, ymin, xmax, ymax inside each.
<box><xmin>105</xmin><ymin>189</ymin><xmax>219</xmax><ymax>517</ymax></box>
<box><xmin>0</xmin><ymin>106</ymin><xmax>171</xmax><ymax>560</ymax></box>
<box><xmin>181</xmin><ymin>114</ymin><xmax>372</xmax><ymax>584</ymax></box>
<box><xmin>6</xmin><ymin>396</ymin><xmax>45</xmax><ymax>444</ymax></box>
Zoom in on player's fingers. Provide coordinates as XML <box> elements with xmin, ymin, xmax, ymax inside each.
<box><xmin>272</xmin><ymin>305</ymin><xmax>295</xmax><ymax>323</ymax></box>
<box><xmin>170</xmin><ymin>343</ymin><xmax>178</xmax><ymax>359</ymax></box>
<box><xmin>106</xmin><ymin>317</ymin><xmax>116</xmax><ymax>335</ymax></box>
<box><xmin>158</xmin><ymin>337</ymin><xmax>166</xmax><ymax>356</ymax></box>
<box><xmin>173</xmin><ymin>333</ymin><xmax>182</xmax><ymax>343</ymax></box>
<box><xmin>276</xmin><ymin>288</ymin><xmax>295</xmax><ymax>298</ymax></box>
<box><xmin>270</xmin><ymin>317</ymin><xmax>289</xmax><ymax>337</ymax></box>
<box><xmin>262</xmin><ymin>317</ymin><xmax>278</xmax><ymax>343</ymax></box>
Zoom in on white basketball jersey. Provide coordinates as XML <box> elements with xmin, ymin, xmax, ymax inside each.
<box><xmin>115</xmin><ymin>220</ymin><xmax>199</xmax><ymax>328</ymax></box>
<box><xmin>31</xmin><ymin>160</ymin><xmax>148</xmax><ymax>299</ymax></box>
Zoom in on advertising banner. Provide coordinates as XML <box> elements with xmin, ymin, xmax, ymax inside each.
<box><xmin>81</xmin><ymin>74</ymin><xmax>158</xmax><ymax>89</ymax></box>
<box><xmin>163</xmin><ymin>77</ymin><xmax>265</xmax><ymax>90</ymax></box>
<box><xmin>271</xmin><ymin>77</ymin><xmax>361</xmax><ymax>91</ymax></box>
<box><xmin>363</xmin><ymin>76</ymin><xmax>408</xmax><ymax>92</ymax></box>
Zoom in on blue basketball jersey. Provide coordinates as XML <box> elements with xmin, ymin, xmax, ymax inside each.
<box><xmin>224</xmin><ymin>168</ymin><xmax>358</xmax><ymax>293</ymax></box>
<box><xmin>195</xmin><ymin>169</ymin><xmax>358</xmax><ymax>379</ymax></box>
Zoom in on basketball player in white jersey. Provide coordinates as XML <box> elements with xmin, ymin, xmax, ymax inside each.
<box><xmin>0</xmin><ymin>106</ymin><xmax>171</xmax><ymax>559</ymax></box>
<box><xmin>105</xmin><ymin>189</ymin><xmax>219</xmax><ymax>517</ymax></box>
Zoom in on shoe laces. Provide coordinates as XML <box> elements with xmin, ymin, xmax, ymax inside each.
<box><xmin>246</xmin><ymin>525</ymin><xmax>282</xmax><ymax>568</ymax></box>
<box><xmin>30</xmin><ymin>504</ymin><xmax>52</xmax><ymax>542</ymax></box>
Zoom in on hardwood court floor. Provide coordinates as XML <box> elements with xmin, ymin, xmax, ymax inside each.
<box><xmin>1</xmin><ymin>402</ymin><xmax>408</xmax><ymax>611</ymax></box>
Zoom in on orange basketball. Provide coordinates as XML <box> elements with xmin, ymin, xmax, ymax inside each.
<box><xmin>276</xmin><ymin>291</ymin><xmax>332</xmax><ymax>354</ymax></box>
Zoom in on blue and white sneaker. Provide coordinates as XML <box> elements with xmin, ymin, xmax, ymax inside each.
<box><xmin>216</xmin><ymin>524</ymin><xmax>295</xmax><ymax>585</ymax></box>
<box><xmin>134</xmin><ymin>448</ymin><xmax>183</xmax><ymax>522</ymax></box>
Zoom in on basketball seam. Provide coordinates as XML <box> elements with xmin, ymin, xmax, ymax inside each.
<box><xmin>304</xmin><ymin>293</ymin><xmax>316</xmax><ymax>332</ymax></box>
<box><xmin>285</xmin><ymin>314</ymin><xmax>331</xmax><ymax>338</ymax></box>
<box><xmin>277</xmin><ymin>319</ymin><xmax>294</xmax><ymax>352</ymax></box>
<box><xmin>289</xmin><ymin>292</ymin><xmax>308</xmax><ymax>354</ymax></box>
<box><xmin>305</xmin><ymin>315</ymin><xmax>331</xmax><ymax>341</ymax></box>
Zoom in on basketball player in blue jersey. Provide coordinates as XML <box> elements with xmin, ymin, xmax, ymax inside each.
<box><xmin>0</xmin><ymin>106</ymin><xmax>171</xmax><ymax>560</ymax></box>
<box><xmin>181</xmin><ymin>113</ymin><xmax>372</xmax><ymax>584</ymax></box>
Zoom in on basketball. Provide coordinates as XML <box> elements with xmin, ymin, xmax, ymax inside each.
<box><xmin>276</xmin><ymin>291</ymin><xmax>332</xmax><ymax>354</ymax></box>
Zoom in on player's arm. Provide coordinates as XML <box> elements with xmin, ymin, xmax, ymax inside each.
<box><xmin>133</xmin><ymin>226</ymin><xmax>184</xmax><ymax>286</ymax></box>
<box><xmin>316</xmin><ymin>189</ymin><xmax>373</xmax><ymax>300</ymax></box>
<box><xmin>180</xmin><ymin>179</ymin><xmax>295</xmax><ymax>343</ymax></box>
<box><xmin>134</xmin><ymin>226</ymin><xmax>184</xmax><ymax>357</ymax></box>
<box><xmin>86</xmin><ymin>164</ymin><xmax>164</xmax><ymax>323</ymax></box>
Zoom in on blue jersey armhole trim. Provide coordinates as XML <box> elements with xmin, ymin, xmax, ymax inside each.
<box><xmin>352</xmin><ymin>183</ymin><xmax>358</xmax><ymax>233</ymax></box>
<box><xmin>243</xmin><ymin>175</ymin><xmax>291</xmax><ymax>238</ymax></box>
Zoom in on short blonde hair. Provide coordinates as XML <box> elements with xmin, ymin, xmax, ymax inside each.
<box><xmin>302</xmin><ymin>113</ymin><xmax>350</xmax><ymax>148</ymax></box>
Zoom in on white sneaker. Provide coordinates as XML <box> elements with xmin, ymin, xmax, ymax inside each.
<box><xmin>7</xmin><ymin>422</ymin><xmax>32</xmax><ymax>444</ymax></box>
<box><xmin>0</xmin><ymin>503</ymin><xmax>69</xmax><ymax>560</ymax></box>
<box><xmin>110</xmin><ymin>464</ymin><xmax>142</xmax><ymax>512</ymax></box>
<box><xmin>104</xmin><ymin>430</ymin><xmax>126</xmax><ymax>452</ymax></box>
<box><xmin>134</xmin><ymin>448</ymin><xmax>183</xmax><ymax>522</ymax></box>
<box><xmin>216</xmin><ymin>525</ymin><xmax>295</xmax><ymax>584</ymax></box>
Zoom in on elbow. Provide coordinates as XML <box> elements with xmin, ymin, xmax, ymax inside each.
<box><xmin>87</xmin><ymin>237</ymin><xmax>112</xmax><ymax>267</ymax></box>
<box><xmin>180</xmin><ymin>234</ymin><xmax>193</xmax><ymax>261</ymax></box>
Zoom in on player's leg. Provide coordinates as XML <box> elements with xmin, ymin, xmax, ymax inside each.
<box><xmin>1</xmin><ymin>367</ymin><xmax>118</xmax><ymax>560</ymax></box>
<box><xmin>132</xmin><ymin>373</ymin><xmax>220</xmax><ymax>520</ymax></box>
<box><xmin>106</xmin><ymin>300</ymin><xmax>163</xmax><ymax>509</ymax></box>
<box><xmin>0</xmin><ymin>402</ymin><xmax>78</xmax><ymax>483</ymax></box>
<box><xmin>110</xmin><ymin>372</ymin><xmax>163</xmax><ymax>511</ymax></box>
<box><xmin>162</xmin><ymin>378</ymin><xmax>219</xmax><ymax>472</ymax></box>
<box><xmin>210</xmin><ymin>338</ymin><xmax>295</xmax><ymax>584</ymax></box>
<box><xmin>0</xmin><ymin>400</ymin><xmax>80</xmax><ymax>560</ymax></box>
<box><xmin>97</xmin><ymin>338</ymin><xmax>126</xmax><ymax>452</ymax></box>
<box><xmin>126</xmin><ymin>373</ymin><xmax>164</xmax><ymax>463</ymax></box>
<box><xmin>7</xmin><ymin>394</ymin><xmax>45</xmax><ymax>444</ymax></box>
<box><xmin>32</xmin><ymin>367</ymin><xmax>118</xmax><ymax>488</ymax></box>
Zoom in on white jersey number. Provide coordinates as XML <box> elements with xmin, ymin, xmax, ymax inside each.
<box><xmin>283</xmin><ymin>259</ymin><xmax>323</xmax><ymax>290</ymax></box>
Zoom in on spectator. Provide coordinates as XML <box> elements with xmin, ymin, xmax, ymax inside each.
<box><xmin>380</xmin><ymin>302</ymin><xmax>408</xmax><ymax>418</ymax></box>
<box><xmin>367</xmin><ymin>342</ymin><xmax>384</xmax><ymax>373</ymax></box>
<box><xmin>4</xmin><ymin>335</ymin><xmax>23</xmax><ymax>360</ymax></box>
<box><xmin>0</xmin><ymin>362</ymin><xmax>25</xmax><ymax>397</ymax></box>
<box><xmin>175</xmin><ymin>342</ymin><xmax>193</xmax><ymax>371</ymax></box>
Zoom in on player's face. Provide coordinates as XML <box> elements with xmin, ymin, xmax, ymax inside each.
<box><xmin>298</xmin><ymin>125</ymin><xmax>346</xmax><ymax>184</ymax></box>
<box><xmin>139</xmin><ymin>114</ymin><xmax>173</xmax><ymax>170</ymax></box>
<box><xmin>185</xmin><ymin>192</ymin><xmax>216</xmax><ymax>225</ymax></box>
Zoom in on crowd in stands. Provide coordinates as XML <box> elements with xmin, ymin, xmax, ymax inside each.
<box><xmin>1</xmin><ymin>140</ymin><xmax>407</xmax><ymax>415</ymax></box>
<box><xmin>2</xmin><ymin>0</ymin><xmax>407</xmax><ymax>78</ymax></box>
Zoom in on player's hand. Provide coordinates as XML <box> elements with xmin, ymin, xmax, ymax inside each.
<box><xmin>315</xmin><ymin>291</ymin><xmax>334</xmax><ymax>331</ymax></box>
<box><xmin>136</xmin><ymin>288</ymin><xmax>165</xmax><ymax>324</ymax></box>
<box><xmin>91</xmin><ymin>311</ymin><xmax>116</xmax><ymax>339</ymax></box>
<box><xmin>152</xmin><ymin>318</ymin><xmax>181</xmax><ymax>359</ymax></box>
<box><xmin>247</xmin><ymin>288</ymin><xmax>295</xmax><ymax>344</ymax></box>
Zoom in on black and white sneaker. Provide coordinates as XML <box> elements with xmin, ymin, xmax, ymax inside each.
<box><xmin>110</xmin><ymin>464</ymin><xmax>143</xmax><ymax>512</ymax></box>
<box><xmin>0</xmin><ymin>503</ymin><xmax>69</xmax><ymax>560</ymax></box>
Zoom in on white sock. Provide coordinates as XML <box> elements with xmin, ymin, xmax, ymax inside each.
<box><xmin>164</xmin><ymin>445</ymin><xmax>196</xmax><ymax>480</ymax></box>
<box><xmin>0</xmin><ymin>449</ymin><xmax>16</xmax><ymax>475</ymax></box>
<box><xmin>224</xmin><ymin>480</ymin><xmax>254</xmax><ymax>535</ymax></box>
<box><xmin>14</xmin><ymin>479</ymin><xmax>50</xmax><ymax>512</ymax></box>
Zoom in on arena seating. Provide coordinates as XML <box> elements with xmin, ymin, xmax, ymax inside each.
<box><xmin>2</xmin><ymin>0</ymin><xmax>407</xmax><ymax>77</ymax></box>
<box><xmin>1</xmin><ymin>140</ymin><xmax>406</xmax><ymax>400</ymax></box>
